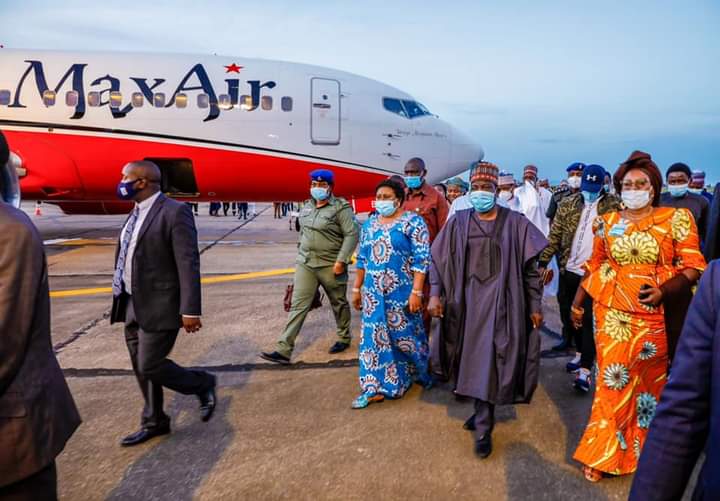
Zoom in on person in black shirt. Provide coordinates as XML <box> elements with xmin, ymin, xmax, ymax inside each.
<box><xmin>659</xmin><ymin>162</ymin><xmax>709</xmax><ymax>244</ymax></box>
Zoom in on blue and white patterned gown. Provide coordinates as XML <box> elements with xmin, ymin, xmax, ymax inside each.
<box><xmin>356</xmin><ymin>211</ymin><xmax>431</xmax><ymax>398</ymax></box>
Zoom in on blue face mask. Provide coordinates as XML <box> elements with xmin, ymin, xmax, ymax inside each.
<box><xmin>469</xmin><ymin>190</ymin><xmax>496</xmax><ymax>213</ymax></box>
<box><xmin>688</xmin><ymin>187</ymin><xmax>703</xmax><ymax>195</ymax></box>
<box><xmin>117</xmin><ymin>179</ymin><xmax>141</xmax><ymax>200</ymax></box>
<box><xmin>668</xmin><ymin>183</ymin><xmax>689</xmax><ymax>198</ymax></box>
<box><xmin>582</xmin><ymin>190</ymin><xmax>600</xmax><ymax>204</ymax></box>
<box><xmin>604</xmin><ymin>184</ymin><xmax>612</xmax><ymax>193</ymax></box>
<box><xmin>375</xmin><ymin>200</ymin><xmax>398</xmax><ymax>217</ymax></box>
<box><xmin>404</xmin><ymin>176</ymin><xmax>423</xmax><ymax>190</ymax></box>
<box><xmin>310</xmin><ymin>187</ymin><xmax>330</xmax><ymax>201</ymax></box>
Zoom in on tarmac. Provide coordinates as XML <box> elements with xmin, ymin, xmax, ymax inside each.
<box><xmin>24</xmin><ymin>200</ymin><xmax>692</xmax><ymax>500</ymax></box>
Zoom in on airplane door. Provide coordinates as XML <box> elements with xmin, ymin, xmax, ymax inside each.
<box><xmin>311</xmin><ymin>78</ymin><xmax>341</xmax><ymax>145</ymax></box>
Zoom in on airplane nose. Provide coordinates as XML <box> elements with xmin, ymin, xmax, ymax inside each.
<box><xmin>447</xmin><ymin>126</ymin><xmax>483</xmax><ymax>179</ymax></box>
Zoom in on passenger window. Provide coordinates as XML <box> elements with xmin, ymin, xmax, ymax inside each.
<box><xmin>281</xmin><ymin>96</ymin><xmax>293</xmax><ymax>111</ymax></box>
<box><xmin>261</xmin><ymin>96</ymin><xmax>272</xmax><ymax>110</ymax></box>
<box><xmin>197</xmin><ymin>94</ymin><xmax>209</xmax><ymax>109</ymax></box>
<box><xmin>109</xmin><ymin>91</ymin><xmax>122</xmax><ymax>108</ymax></box>
<box><xmin>88</xmin><ymin>92</ymin><xmax>101</xmax><ymax>107</ymax></box>
<box><xmin>43</xmin><ymin>90</ymin><xmax>56</xmax><ymax>107</ymax></box>
<box><xmin>218</xmin><ymin>94</ymin><xmax>232</xmax><ymax>110</ymax></box>
<box><xmin>383</xmin><ymin>98</ymin><xmax>407</xmax><ymax>118</ymax></box>
<box><xmin>0</xmin><ymin>90</ymin><xmax>9</xmax><ymax>106</ymax></box>
<box><xmin>153</xmin><ymin>93</ymin><xmax>166</xmax><ymax>107</ymax></box>
<box><xmin>175</xmin><ymin>93</ymin><xmax>188</xmax><ymax>108</ymax></box>
<box><xmin>132</xmin><ymin>92</ymin><xmax>144</xmax><ymax>108</ymax></box>
<box><xmin>240</xmin><ymin>95</ymin><xmax>252</xmax><ymax>110</ymax></box>
<box><xmin>65</xmin><ymin>90</ymin><xmax>79</xmax><ymax>107</ymax></box>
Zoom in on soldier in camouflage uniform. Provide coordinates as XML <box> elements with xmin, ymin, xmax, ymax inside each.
<box><xmin>261</xmin><ymin>169</ymin><xmax>359</xmax><ymax>364</ymax></box>
<box><xmin>546</xmin><ymin>162</ymin><xmax>585</xmax><ymax>222</ymax></box>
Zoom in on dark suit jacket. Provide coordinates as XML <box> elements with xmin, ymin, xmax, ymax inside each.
<box><xmin>110</xmin><ymin>193</ymin><xmax>201</xmax><ymax>331</ymax></box>
<box><xmin>0</xmin><ymin>203</ymin><xmax>81</xmax><ymax>487</ymax></box>
<box><xmin>630</xmin><ymin>260</ymin><xmax>720</xmax><ymax>501</ymax></box>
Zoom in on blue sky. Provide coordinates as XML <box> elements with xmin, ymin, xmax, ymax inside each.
<box><xmin>1</xmin><ymin>0</ymin><xmax>718</xmax><ymax>183</ymax></box>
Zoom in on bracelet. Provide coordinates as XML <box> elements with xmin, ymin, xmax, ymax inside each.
<box><xmin>570</xmin><ymin>305</ymin><xmax>584</xmax><ymax>315</ymax></box>
<box><xmin>352</xmin><ymin>288</ymin><xmax>361</xmax><ymax>293</ymax></box>
<box><xmin>411</xmin><ymin>289</ymin><xmax>424</xmax><ymax>297</ymax></box>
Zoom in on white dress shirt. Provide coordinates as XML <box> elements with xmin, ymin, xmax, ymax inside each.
<box><xmin>448</xmin><ymin>193</ymin><xmax>473</xmax><ymax>218</ymax></box>
<box><xmin>565</xmin><ymin>198</ymin><xmax>600</xmax><ymax>276</ymax></box>
<box><xmin>122</xmin><ymin>191</ymin><xmax>162</xmax><ymax>294</ymax></box>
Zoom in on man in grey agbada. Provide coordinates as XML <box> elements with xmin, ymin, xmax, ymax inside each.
<box><xmin>261</xmin><ymin>168</ymin><xmax>359</xmax><ymax>364</ymax></box>
<box><xmin>429</xmin><ymin>161</ymin><xmax>547</xmax><ymax>459</ymax></box>
<box><xmin>0</xmin><ymin>130</ymin><xmax>81</xmax><ymax>499</ymax></box>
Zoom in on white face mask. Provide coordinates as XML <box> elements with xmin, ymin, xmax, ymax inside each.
<box><xmin>498</xmin><ymin>190</ymin><xmax>513</xmax><ymax>201</ymax></box>
<box><xmin>567</xmin><ymin>176</ymin><xmax>582</xmax><ymax>189</ymax></box>
<box><xmin>622</xmin><ymin>189</ymin><xmax>651</xmax><ymax>209</ymax></box>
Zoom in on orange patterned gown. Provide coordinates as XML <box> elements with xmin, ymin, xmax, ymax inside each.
<box><xmin>573</xmin><ymin>207</ymin><xmax>705</xmax><ymax>475</ymax></box>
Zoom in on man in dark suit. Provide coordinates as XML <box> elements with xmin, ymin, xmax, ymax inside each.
<box><xmin>0</xmin><ymin>131</ymin><xmax>81</xmax><ymax>499</ymax></box>
<box><xmin>110</xmin><ymin>160</ymin><xmax>217</xmax><ymax>447</ymax></box>
<box><xmin>630</xmin><ymin>260</ymin><xmax>720</xmax><ymax>500</ymax></box>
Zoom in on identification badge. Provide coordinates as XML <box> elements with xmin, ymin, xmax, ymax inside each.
<box><xmin>608</xmin><ymin>221</ymin><xmax>628</xmax><ymax>237</ymax></box>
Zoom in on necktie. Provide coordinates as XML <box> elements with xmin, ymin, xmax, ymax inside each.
<box><xmin>112</xmin><ymin>207</ymin><xmax>139</xmax><ymax>297</ymax></box>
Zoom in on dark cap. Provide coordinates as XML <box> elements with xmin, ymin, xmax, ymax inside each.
<box><xmin>310</xmin><ymin>168</ymin><xmax>334</xmax><ymax>184</ymax></box>
<box><xmin>666</xmin><ymin>162</ymin><xmax>692</xmax><ymax>179</ymax></box>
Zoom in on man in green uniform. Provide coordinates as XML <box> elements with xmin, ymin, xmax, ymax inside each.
<box><xmin>261</xmin><ymin>169</ymin><xmax>359</xmax><ymax>364</ymax></box>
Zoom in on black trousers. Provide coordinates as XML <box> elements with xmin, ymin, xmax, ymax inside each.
<box><xmin>473</xmin><ymin>400</ymin><xmax>495</xmax><ymax>439</ymax></box>
<box><xmin>0</xmin><ymin>461</ymin><xmax>57</xmax><ymax>501</ymax></box>
<box><xmin>124</xmin><ymin>299</ymin><xmax>212</xmax><ymax>429</ymax></box>
<box><xmin>558</xmin><ymin>271</ymin><xmax>595</xmax><ymax>369</ymax></box>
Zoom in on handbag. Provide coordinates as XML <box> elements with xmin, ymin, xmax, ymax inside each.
<box><xmin>283</xmin><ymin>284</ymin><xmax>324</xmax><ymax>312</ymax></box>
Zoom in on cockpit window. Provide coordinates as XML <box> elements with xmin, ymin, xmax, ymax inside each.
<box><xmin>383</xmin><ymin>97</ymin><xmax>432</xmax><ymax>119</ymax></box>
<box><xmin>402</xmin><ymin>100</ymin><xmax>432</xmax><ymax>118</ymax></box>
<box><xmin>383</xmin><ymin>98</ymin><xmax>407</xmax><ymax>118</ymax></box>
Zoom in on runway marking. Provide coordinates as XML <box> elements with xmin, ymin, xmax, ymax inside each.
<box><xmin>49</xmin><ymin>267</ymin><xmax>296</xmax><ymax>297</ymax></box>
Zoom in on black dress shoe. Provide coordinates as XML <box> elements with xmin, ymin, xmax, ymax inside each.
<box><xmin>260</xmin><ymin>351</ymin><xmax>291</xmax><ymax>364</ymax></box>
<box><xmin>121</xmin><ymin>426</ymin><xmax>170</xmax><ymax>447</ymax></box>
<box><xmin>475</xmin><ymin>434</ymin><xmax>493</xmax><ymax>459</ymax></box>
<box><xmin>198</xmin><ymin>374</ymin><xmax>217</xmax><ymax>422</ymax></box>
<box><xmin>328</xmin><ymin>341</ymin><xmax>350</xmax><ymax>354</ymax></box>
<box><xmin>463</xmin><ymin>414</ymin><xmax>476</xmax><ymax>431</ymax></box>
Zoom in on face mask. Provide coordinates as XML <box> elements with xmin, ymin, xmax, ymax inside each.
<box><xmin>668</xmin><ymin>183</ymin><xmax>689</xmax><ymax>198</ymax></box>
<box><xmin>622</xmin><ymin>189</ymin><xmax>651</xmax><ymax>209</ymax></box>
<box><xmin>688</xmin><ymin>188</ymin><xmax>703</xmax><ymax>195</ymax></box>
<box><xmin>582</xmin><ymin>190</ymin><xmax>600</xmax><ymax>204</ymax></box>
<box><xmin>117</xmin><ymin>179</ymin><xmax>141</xmax><ymax>200</ymax></box>
<box><xmin>567</xmin><ymin>176</ymin><xmax>582</xmax><ymax>189</ymax></box>
<box><xmin>469</xmin><ymin>190</ymin><xmax>496</xmax><ymax>213</ymax></box>
<box><xmin>375</xmin><ymin>200</ymin><xmax>397</xmax><ymax>217</ymax></box>
<box><xmin>310</xmin><ymin>187</ymin><xmax>330</xmax><ymax>201</ymax></box>
<box><xmin>404</xmin><ymin>176</ymin><xmax>423</xmax><ymax>190</ymax></box>
<box><xmin>524</xmin><ymin>179</ymin><xmax>536</xmax><ymax>188</ymax></box>
<box><xmin>604</xmin><ymin>183</ymin><xmax>613</xmax><ymax>194</ymax></box>
<box><xmin>498</xmin><ymin>190</ymin><xmax>512</xmax><ymax>201</ymax></box>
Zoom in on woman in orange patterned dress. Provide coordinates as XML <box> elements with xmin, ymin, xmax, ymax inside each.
<box><xmin>570</xmin><ymin>151</ymin><xmax>705</xmax><ymax>482</ymax></box>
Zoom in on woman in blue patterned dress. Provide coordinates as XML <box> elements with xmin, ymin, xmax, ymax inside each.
<box><xmin>350</xmin><ymin>179</ymin><xmax>432</xmax><ymax>409</ymax></box>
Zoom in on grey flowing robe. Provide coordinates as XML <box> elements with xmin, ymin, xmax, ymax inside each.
<box><xmin>429</xmin><ymin>207</ymin><xmax>548</xmax><ymax>404</ymax></box>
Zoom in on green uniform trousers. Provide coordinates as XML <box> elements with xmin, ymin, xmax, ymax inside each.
<box><xmin>276</xmin><ymin>263</ymin><xmax>351</xmax><ymax>357</ymax></box>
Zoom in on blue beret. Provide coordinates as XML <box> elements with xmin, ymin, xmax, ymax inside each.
<box><xmin>566</xmin><ymin>162</ymin><xmax>585</xmax><ymax>173</ymax></box>
<box><xmin>581</xmin><ymin>164</ymin><xmax>605</xmax><ymax>193</ymax></box>
<box><xmin>310</xmin><ymin>169</ymin><xmax>334</xmax><ymax>183</ymax></box>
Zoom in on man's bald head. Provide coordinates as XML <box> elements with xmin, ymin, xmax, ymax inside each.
<box><xmin>122</xmin><ymin>160</ymin><xmax>162</xmax><ymax>183</ymax></box>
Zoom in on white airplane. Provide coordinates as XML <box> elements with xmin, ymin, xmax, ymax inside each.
<box><xmin>0</xmin><ymin>49</ymin><xmax>482</xmax><ymax>213</ymax></box>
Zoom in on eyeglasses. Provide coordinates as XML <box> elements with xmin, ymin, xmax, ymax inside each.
<box><xmin>621</xmin><ymin>179</ymin><xmax>651</xmax><ymax>190</ymax></box>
